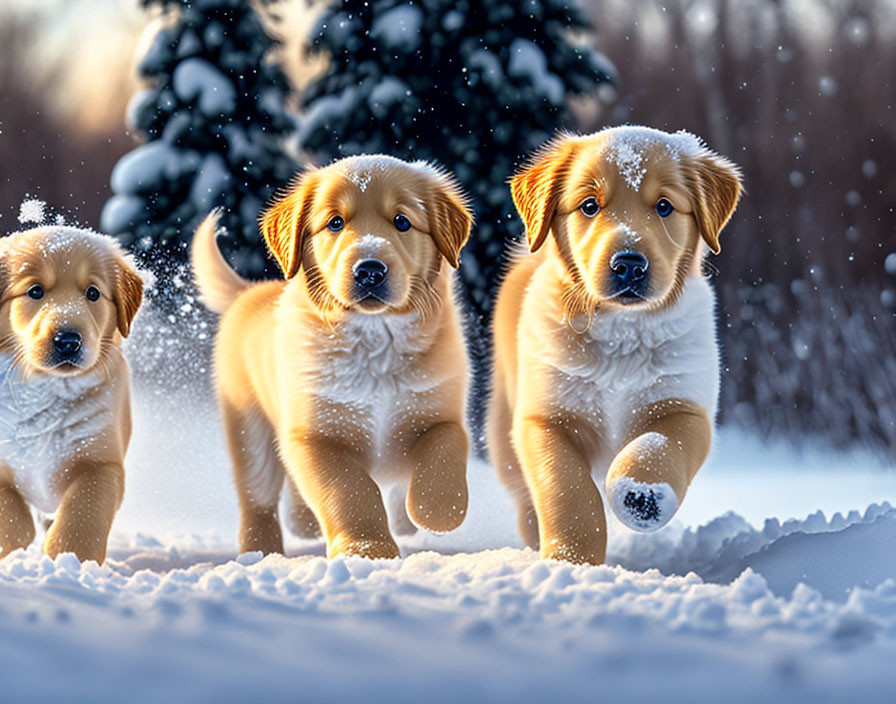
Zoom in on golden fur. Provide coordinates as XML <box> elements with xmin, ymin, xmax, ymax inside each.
<box><xmin>488</xmin><ymin>127</ymin><xmax>742</xmax><ymax>564</ymax></box>
<box><xmin>0</xmin><ymin>226</ymin><xmax>143</xmax><ymax>563</ymax></box>
<box><xmin>193</xmin><ymin>155</ymin><xmax>474</xmax><ymax>559</ymax></box>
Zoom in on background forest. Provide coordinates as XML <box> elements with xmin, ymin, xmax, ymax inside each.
<box><xmin>0</xmin><ymin>0</ymin><xmax>894</xmax><ymax>454</ymax></box>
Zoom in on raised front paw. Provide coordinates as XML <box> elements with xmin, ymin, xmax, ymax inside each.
<box><xmin>407</xmin><ymin>470</ymin><xmax>468</xmax><ymax>534</ymax></box>
<box><xmin>607</xmin><ymin>476</ymin><xmax>679</xmax><ymax>532</ymax></box>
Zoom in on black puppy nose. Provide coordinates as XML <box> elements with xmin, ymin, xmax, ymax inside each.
<box><xmin>353</xmin><ymin>259</ymin><xmax>388</xmax><ymax>289</ymax></box>
<box><xmin>609</xmin><ymin>251</ymin><xmax>649</xmax><ymax>290</ymax></box>
<box><xmin>53</xmin><ymin>330</ymin><xmax>82</xmax><ymax>357</ymax></box>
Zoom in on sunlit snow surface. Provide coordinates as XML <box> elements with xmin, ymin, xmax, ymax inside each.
<box><xmin>1</xmin><ymin>311</ymin><xmax>895</xmax><ymax>702</ymax></box>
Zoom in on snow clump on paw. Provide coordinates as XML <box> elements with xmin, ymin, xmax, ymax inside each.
<box><xmin>608</xmin><ymin>476</ymin><xmax>680</xmax><ymax>532</ymax></box>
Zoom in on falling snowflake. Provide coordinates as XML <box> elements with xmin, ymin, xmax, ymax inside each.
<box><xmin>18</xmin><ymin>198</ymin><xmax>47</xmax><ymax>225</ymax></box>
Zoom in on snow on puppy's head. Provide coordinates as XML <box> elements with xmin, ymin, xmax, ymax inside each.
<box><xmin>258</xmin><ymin>155</ymin><xmax>473</xmax><ymax>319</ymax></box>
<box><xmin>509</xmin><ymin>126</ymin><xmax>743</xmax><ymax>315</ymax></box>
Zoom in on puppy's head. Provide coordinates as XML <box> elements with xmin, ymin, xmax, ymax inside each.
<box><xmin>261</xmin><ymin>155</ymin><xmax>472</xmax><ymax>316</ymax></box>
<box><xmin>511</xmin><ymin>127</ymin><xmax>742</xmax><ymax>312</ymax></box>
<box><xmin>0</xmin><ymin>227</ymin><xmax>143</xmax><ymax>378</ymax></box>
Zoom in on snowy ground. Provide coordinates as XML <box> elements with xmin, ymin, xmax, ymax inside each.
<box><xmin>2</xmin><ymin>372</ymin><xmax>895</xmax><ymax>702</ymax></box>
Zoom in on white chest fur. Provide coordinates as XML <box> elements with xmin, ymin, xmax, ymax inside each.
<box><xmin>313</xmin><ymin>314</ymin><xmax>432</xmax><ymax>400</ymax></box>
<box><xmin>0</xmin><ymin>355</ymin><xmax>112</xmax><ymax>512</ymax></box>
<box><xmin>305</xmin><ymin>314</ymin><xmax>444</xmax><ymax>469</ymax></box>
<box><xmin>542</xmin><ymin>278</ymin><xmax>720</xmax><ymax>460</ymax></box>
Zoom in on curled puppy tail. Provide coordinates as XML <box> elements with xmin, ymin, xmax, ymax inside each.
<box><xmin>191</xmin><ymin>210</ymin><xmax>251</xmax><ymax>314</ymax></box>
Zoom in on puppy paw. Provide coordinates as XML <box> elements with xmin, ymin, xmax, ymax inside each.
<box><xmin>329</xmin><ymin>536</ymin><xmax>400</xmax><ymax>560</ymax></box>
<box><xmin>540</xmin><ymin>538</ymin><xmax>605</xmax><ymax>565</ymax></box>
<box><xmin>407</xmin><ymin>474</ymin><xmax>468</xmax><ymax>534</ymax></box>
<box><xmin>44</xmin><ymin>528</ymin><xmax>106</xmax><ymax>564</ymax></box>
<box><xmin>607</xmin><ymin>476</ymin><xmax>679</xmax><ymax>532</ymax></box>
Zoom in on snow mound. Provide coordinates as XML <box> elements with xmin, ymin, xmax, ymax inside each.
<box><xmin>610</xmin><ymin>502</ymin><xmax>896</xmax><ymax>598</ymax></box>
<box><xmin>727</xmin><ymin>512</ymin><xmax>896</xmax><ymax>599</ymax></box>
<box><xmin>3</xmin><ymin>505</ymin><xmax>896</xmax><ymax>703</ymax></box>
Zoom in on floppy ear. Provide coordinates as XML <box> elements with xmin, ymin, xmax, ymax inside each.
<box><xmin>115</xmin><ymin>256</ymin><xmax>143</xmax><ymax>338</ymax></box>
<box><xmin>509</xmin><ymin>136</ymin><xmax>575</xmax><ymax>252</ymax></box>
<box><xmin>259</xmin><ymin>170</ymin><xmax>319</xmax><ymax>278</ymax></box>
<box><xmin>428</xmin><ymin>174</ymin><xmax>473</xmax><ymax>268</ymax></box>
<box><xmin>685</xmin><ymin>151</ymin><xmax>743</xmax><ymax>255</ymax></box>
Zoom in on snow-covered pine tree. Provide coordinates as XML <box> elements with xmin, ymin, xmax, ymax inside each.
<box><xmin>300</xmin><ymin>0</ymin><xmax>614</xmax><ymax>441</ymax></box>
<box><xmin>300</xmin><ymin>0</ymin><xmax>614</xmax><ymax>316</ymax></box>
<box><xmin>102</xmin><ymin>0</ymin><xmax>296</xmax><ymax>278</ymax></box>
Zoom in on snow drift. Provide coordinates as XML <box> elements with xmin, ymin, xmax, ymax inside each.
<box><xmin>2</xmin><ymin>502</ymin><xmax>896</xmax><ymax>703</ymax></box>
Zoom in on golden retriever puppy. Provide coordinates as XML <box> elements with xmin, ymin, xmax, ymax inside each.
<box><xmin>487</xmin><ymin>127</ymin><xmax>742</xmax><ymax>564</ymax></box>
<box><xmin>192</xmin><ymin>155</ymin><xmax>473</xmax><ymax>559</ymax></box>
<box><xmin>0</xmin><ymin>226</ymin><xmax>143</xmax><ymax>563</ymax></box>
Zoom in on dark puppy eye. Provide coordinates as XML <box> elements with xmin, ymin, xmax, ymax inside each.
<box><xmin>85</xmin><ymin>285</ymin><xmax>101</xmax><ymax>302</ymax></box>
<box><xmin>580</xmin><ymin>198</ymin><xmax>600</xmax><ymax>217</ymax></box>
<box><xmin>393</xmin><ymin>214</ymin><xmax>411</xmax><ymax>232</ymax></box>
<box><xmin>656</xmin><ymin>198</ymin><xmax>674</xmax><ymax>217</ymax></box>
<box><xmin>27</xmin><ymin>285</ymin><xmax>44</xmax><ymax>300</ymax></box>
<box><xmin>327</xmin><ymin>215</ymin><xmax>344</xmax><ymax>232</ymax></box>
